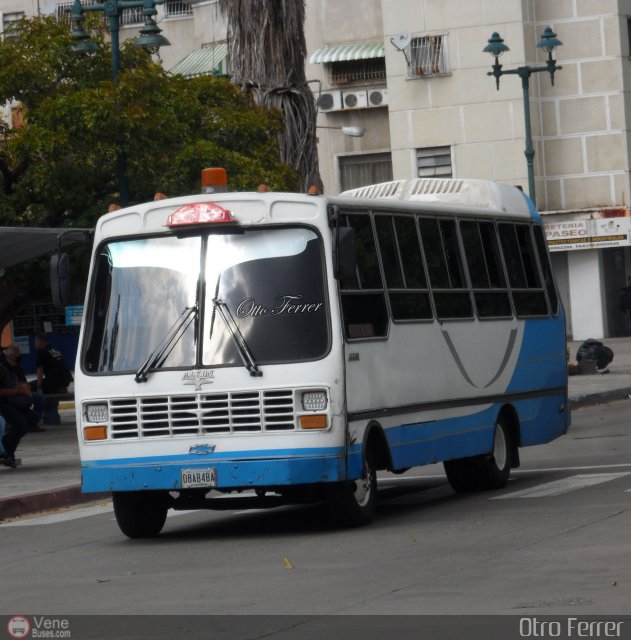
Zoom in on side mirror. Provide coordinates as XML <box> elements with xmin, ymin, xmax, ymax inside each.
<box><xmin>50</xmin><ymin>252</ymin><xmax>71</xmax><ymax>307</ymax></box>
<box><xmin>334</xmin><ymin>226</ymin><xmax>356</xmax><ymax>280</ymax></box>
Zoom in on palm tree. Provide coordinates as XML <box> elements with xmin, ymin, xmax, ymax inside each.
<box><xmin>219</xmin><ymin>0</ymin><xmax>322</xmax><ymax>192</ymax></box>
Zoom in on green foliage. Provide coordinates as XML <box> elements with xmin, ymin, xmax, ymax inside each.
<box><xmin>0</xmin><ymin>15</ymin><xmax>299</xmax><ymax>231</ymax></box>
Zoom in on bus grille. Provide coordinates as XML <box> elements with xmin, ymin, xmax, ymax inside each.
<box><xmin>108</xmin><ymin>389</ymin><xmax>295</xmax><ymax>439</ymax></box>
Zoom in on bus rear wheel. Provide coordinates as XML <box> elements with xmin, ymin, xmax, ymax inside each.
<box><xmin>113</xmin><ymin>490</ymin><xmax>169</xmax><ymax>539</ymax></box>
<box><xmin>444</xmin><ymin>418</ymin><xmax>512</xmax><ymax>492</ymax></box>
<box><xmin>328</xmin><ymin>447</ymin><xmax>377</xmax><ymax>527</ymax></box>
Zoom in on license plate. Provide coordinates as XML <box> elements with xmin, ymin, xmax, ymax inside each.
<box><xmin>181</xmin><ymin>467</ymin><xmax>217</xmax><ymax>488</ymax></box>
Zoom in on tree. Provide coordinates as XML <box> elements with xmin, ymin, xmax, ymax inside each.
<box><xmin>219</xmin><ymin>0</ymin><xmax>322</xmax><ymax>193</ymax></box>
<box><xmin>0</xmin><ymin>15</ymin><xmax>299</xmax><ymax>329</ymax></box>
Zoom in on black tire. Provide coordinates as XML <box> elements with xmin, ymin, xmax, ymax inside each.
<box><xmin>444</xmin><ymin>457</ymin><xmax>479</xmax><ymax>493</ymax></box>
<box><xmin>112</xmin><ymin>491</ymin><xmax>169</xmax><ymax>539</ymax></box>
<box><xmin>444</xmin><ymin>417</ymin><xmax>512</xmax><ymax>492</ymax></box>
<box><xmin>328</xmin><ymin>447</ymin><xmax>377</xmax><ymax>527</ymax></box>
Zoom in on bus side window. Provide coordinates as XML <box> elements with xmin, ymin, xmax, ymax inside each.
<box><xmin>533</xmin><ymin>225</ymin><xmax>559</xmax><ymax>315</ymax></box>
<box><xmin>340</xmin><ymin>212</ymin><xmax>389</xmax><ymax>339</ymax></box>
<box><xmin>419</xmin><ymin>218</ymin><xmax>472</xmax><ymax>319</ymax></box>
<box><xmin>460</xmin><ymin>221</ymin><xmax>512</xmax><ymax>318</ymax></box>
<box><xmin>83</xmin><ymin>251</ymin><xmax>112</xmax><ymax>372</ymax></box>
<box><xmin>498</xmin><ymin>223</ymin><xmax>549</xmax><ymax>317</ymax></box>
<box><xmin>374</xmin><ymin>214</ymin><xmax>433</xmax><ymax>322</ymax></box>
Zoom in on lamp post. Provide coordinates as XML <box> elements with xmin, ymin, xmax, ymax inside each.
<box><xmin>70</xmin><ymin>0</ymin><xmax>170</xmax><ymax>206</ymax></box>
<box><xmin>483</xmin><ymin>27</ymin><xmax>562</xmax><ymax>208</ymax></box>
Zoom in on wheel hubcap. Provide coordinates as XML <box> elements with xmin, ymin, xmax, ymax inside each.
<box><xmin>353</xmin><ymin>460</ymin><xmax>373</xmax><ymax>507</ymax></box>
<box><xmin>493</xmin><ymin>424</ymin><xmax>507</xmax><ymax>470</ymax></box>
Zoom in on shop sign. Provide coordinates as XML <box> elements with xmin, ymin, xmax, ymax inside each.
<box><xmin>544</xmin><ymin>211</ymin><xmax>631</xmax><ymax>252</ymax></box>
<box><xmin>65</xmin><ymin>305</ymin><xmax>84</xmax><ymax>327</ymax></box>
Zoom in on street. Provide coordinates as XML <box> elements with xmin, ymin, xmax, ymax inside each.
<box><xmin>1</xmin><ymin>399</ymin><xmax>630</xmax><ymax>620</ymax></box>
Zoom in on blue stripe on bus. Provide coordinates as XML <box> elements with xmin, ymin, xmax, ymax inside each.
<box><xmin>82</xmin><ymin>448</ymin><xmax>347</xmax><ymax>493</ymax></box>
<box><xmin>521</xmin><ymin>191</ymin><xmax>542</xmax><ymax>221</ymax></box>
<box><xmin>82</xmin><ymin>445</ymin><xmax>346</xmax><ymax>468</ymax></box>
<box><xmin>506</xmin><ymin>319</ymin><xmax>567</xmax><ymax>393</ymax></box>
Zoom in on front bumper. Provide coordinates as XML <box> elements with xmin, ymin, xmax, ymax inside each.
<box><xmin>81</xmin><ymin>450</ymin><xmax>347</xmax><ymax>493</ymax></box>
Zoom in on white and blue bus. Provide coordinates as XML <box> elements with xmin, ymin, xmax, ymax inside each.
<box><xmin>67</xmin><ymin>176</ymin><xmax>568</xmax><ymax>537</ymax></box>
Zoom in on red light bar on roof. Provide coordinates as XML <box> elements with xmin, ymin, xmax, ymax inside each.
<box><xmin>166</xmin><ymin>202</ymin><xmax>236</xmax><ymax>227</ymax></box>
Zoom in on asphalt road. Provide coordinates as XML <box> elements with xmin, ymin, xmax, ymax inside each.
<box><xmin>1</xmin><ymin>400</ymin><xmax>631</xmax><ymax>629</ymax></box>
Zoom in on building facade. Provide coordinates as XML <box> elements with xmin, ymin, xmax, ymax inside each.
<box><xmin>4</xmin><ymin>0</ymin><xmax>631</xmax><ymax>339</ymax></box>
<box><xmin>307</xmin><ymin>0</ymin><xmax>631</xmax><ymax>341</ymax></box>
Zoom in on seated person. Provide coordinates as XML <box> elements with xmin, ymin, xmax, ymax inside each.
<box><xmin>2</xmin><ymin>345</ymin><xmax>45</xmax><ymax>429</ymax></box>
<box><xmin>33</xmin><ymin>333</ymin><xmax>73</xmax><ymax>426</ymax></box>
<box><xmin>0</xmin><ymin>357</ymin><xmax>38</xmax><ymax>467</ymax></box>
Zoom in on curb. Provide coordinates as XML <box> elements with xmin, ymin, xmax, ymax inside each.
<box><xmin>0</xmin><ymin>485</ymin><xmax>109</xmax><ymax>521</ymax></box>
<box><xmin>569</xmin><ymin>386</ymin><xmax>631</xmax><ymax>410</ymax></box>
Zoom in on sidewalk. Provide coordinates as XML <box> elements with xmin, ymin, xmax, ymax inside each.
<box><xmin>2</xmin><ymin>337</ymin><xmax>631</xmax><ymax>520</ymax></box>
<box><xmin>567</xmin><ymin>336</ymin><xmax>631</xmax><ymax>408</ymax></box>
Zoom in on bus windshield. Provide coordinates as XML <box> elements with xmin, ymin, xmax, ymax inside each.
<box><xmin>83</xmin><ymin>227</ymin><xmax>329</xmax><ymax>374</ymax></box>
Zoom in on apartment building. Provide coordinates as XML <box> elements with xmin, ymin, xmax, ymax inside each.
<box><xmin>3</xmin><ymin>0</ymin><xmax>631</xmax><ymax>339</ymax></box>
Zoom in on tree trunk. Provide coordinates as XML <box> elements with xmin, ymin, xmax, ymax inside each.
<box><xmin>219</xmin><ymin>0</ymin><xmax>323</xmax><ymax>193</ymax></box>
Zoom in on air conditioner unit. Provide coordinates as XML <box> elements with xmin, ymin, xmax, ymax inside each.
<box><xmin>342</xmin><ymin>90</ymin><xmax>368</xmax><ymax>110</ymax></box>
<box><xmin>316</xmin><ymin>91</ymin><xmax>343</xmax><ymax>112</ymax></box>
<box><xmin>367</xmin><ymin>89</ymin><xmax>388</xmax><ymax>108</ymax></box>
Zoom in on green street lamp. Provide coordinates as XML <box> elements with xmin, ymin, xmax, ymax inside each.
<box><xmin>483</xmin><ymin>27</ymin><xmax>562</xmax><ymax>208</ymax></box>
<box><xmin>70</xmin><ymin>0</ymin><xmax>170</xmax><ymax>206</ymax></box>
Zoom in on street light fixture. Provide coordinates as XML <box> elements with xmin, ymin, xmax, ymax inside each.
<box><xmin>483</xmin><ymin>27</ymin><xmax>562</xmax><ymax>207</ymax></box>
<box><xmin>69</xmin><ymin>0</ymin><xmax>170</xmax><ymax>205</ymax></box>
<box><xmin>317</xmin><ymin>125</ymin><xmax>365</xmax><ymax>138</ymax></box>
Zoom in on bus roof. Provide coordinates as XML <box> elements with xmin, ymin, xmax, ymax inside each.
<box><xmin>334</xmin><ymin>178</ymin><xmax>535</xmax><ymax>218</ymax></box>
<box><xmin>94</xmin><ymin>179</ymin><xmax>536</xmax><ymax>240</ymax></box>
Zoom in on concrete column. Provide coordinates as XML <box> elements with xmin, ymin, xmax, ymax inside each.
<box><xmin>567</xmin><ymin>250</ymin><xmax>606</xmax><ymax>340</ymax></box>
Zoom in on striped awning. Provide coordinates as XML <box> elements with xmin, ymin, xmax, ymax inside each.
<box><xmin>309</xmin><ymin>41</ymin><xmax>385</xmax><ymax>64</ymax></box>
<box><xmin>169</xmin><ymin>43</ymin><xmax>229</xmax><ymax>79</ymax></box>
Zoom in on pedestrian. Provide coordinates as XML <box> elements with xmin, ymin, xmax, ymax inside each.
<box><xmin>619</xmin><ymin>275</ymin><xmax>631</xmax><ymax>322</ymax></box>
<box><xmin>0</xmin><ymin>356</ymin><xmax>38</xmax><ymax>467</ymax></box>
<box><xmin>2</xmin><ymin>345</ymin><xmax>46</xmax><ymax>430</ymax></box>
<box><xmin>33</xmin><ymin>333</ymin><xmax>73</xmax><ymax>425</ymax></box>
<box><xmin>0</xmin><ymin>414</ymin><xmax>6</xmax><ymax>462</ymax></box>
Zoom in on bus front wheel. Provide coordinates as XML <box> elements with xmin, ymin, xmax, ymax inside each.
<box><xmin>113</xmin><ymin>491</ymin><xmax>169</xmax><ymax>539</ymax></box>
<box><xmin>328</xmin><ymin>447</ymin><xmax>377</xmax><ymax>527</ymax></box>
<box><xmin>444</xmin><ymin>418</ymin><xmax>512</xmax><ymax>492</ymax></box>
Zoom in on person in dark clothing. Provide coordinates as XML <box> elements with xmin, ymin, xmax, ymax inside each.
<box><xmin>620</xmin><ymin>275</ymin><xmax>631</xmax><ymax>322</ymax></box>
<box><xmin>2</xmin><ymin>345</ymin><xmax>45</xmax><ymax>429</ymax></box>
<box><xmin>0</xmin><ymin>357</ymin><xmax>38</xmax><ymax>467</ymax></box>
<box><xmin>33</xmin><ymin>334</ymin><xmax>73</xmax><ymax>425</ymax></box>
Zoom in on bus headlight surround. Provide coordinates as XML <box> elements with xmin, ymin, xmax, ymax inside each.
<box><xmin>301</xmin><ymin>391</ymin><xmax>327</xmax><ymax>412</ymax></box>
<box><xmin>85</xmin><ymin>403</ymin><xmax>109</xmax><ymax>423</ymax></box>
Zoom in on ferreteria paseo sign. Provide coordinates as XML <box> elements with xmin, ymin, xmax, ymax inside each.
<box><xmin>543</xmin><ymin>208</ymin><xmax>631</xmax><ymax>252</ymax></box>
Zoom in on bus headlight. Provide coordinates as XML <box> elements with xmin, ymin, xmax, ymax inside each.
<box><xmin>302</xmin><ymin>391</ymin><xmax>327</xmax><ymax>412</ymax></box>
<box><xmin>85</xmin><ymin>403</ymin><xmax>109</xmax><ymax>423</ymax></box>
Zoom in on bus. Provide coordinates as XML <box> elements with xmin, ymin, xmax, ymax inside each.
<box><xmin>64</xmin><ymin>175</ymin><xmax>568</xmax><ymax>538</ymax></box>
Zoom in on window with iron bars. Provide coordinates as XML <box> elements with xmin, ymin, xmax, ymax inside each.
<box><xmin>416</xmin><ymin>146</ymin><xmax>452</xmax><ymax>179</ymax></box>
<box><xmin>120</xmin><ymin>6</ymin><xmax>144</xmax><ymax>26</ymax></box>
<box><xmin>2</xmin><ymin>11</ymin><xmax>25</xmax><ymax>36</ymax></box>
<box><xmin>407</xmin><ymin>34</ymin><xmax>449</xmax><ymax>78</ymax></box>
<box><xmin>165</xmin><ymin>0</ymin><xmax>192</xmax><ymax>17</ymax></box>
<box><xmin>55</xmin><ymin>1</ymin><xmax>103</xmax><ymax>25</ymax></box>
<box><xmin>327</xmin><ymin>58</ymin><xmax>386</xmax><ymax>86</ymax></box>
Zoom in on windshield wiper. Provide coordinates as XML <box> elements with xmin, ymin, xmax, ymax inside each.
<box><xmin>212</xmin><ymin>298</ymin><xmax>263</xmax><ymax>377</ymax></box>
<box><xmin>135</xmin><ymin>305</ymin><xmax>198</xmax><ymax>383</ymax></box>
